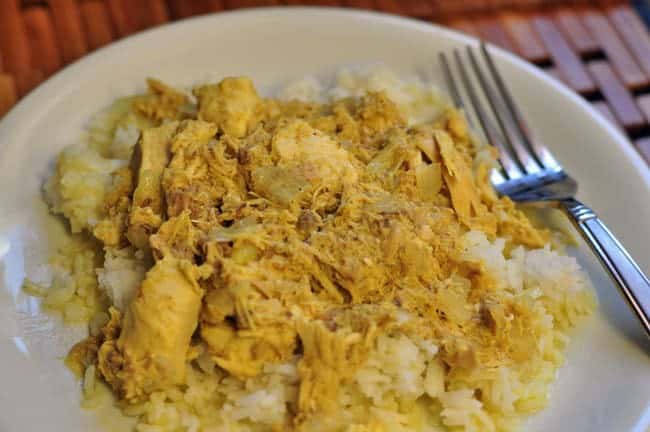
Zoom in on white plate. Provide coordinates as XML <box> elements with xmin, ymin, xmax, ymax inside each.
<box><xmin>0</xmin><ymin>8</ymin><xmax>648</xmax><ymax>432</ymax></box>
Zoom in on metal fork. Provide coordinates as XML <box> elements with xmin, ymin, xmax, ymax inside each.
<box><xmin>439</xmin><ymin>43</ymin><xmax>650</xmax><ymax>338</ymax></box>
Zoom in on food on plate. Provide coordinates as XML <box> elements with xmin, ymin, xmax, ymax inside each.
<box><xmin>31</xmin><ymin>70</ymin><xmax>595</xmax><ymax>431</ymax></box>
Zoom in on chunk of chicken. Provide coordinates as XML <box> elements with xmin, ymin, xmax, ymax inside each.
<box><xmin>93</xmin><ymin>166</ymin><xmax>134</xmax><ymax>247</ymax></box>
<box><xmin>251</xmin><ymin>165</ymin><xmax>310</xmax><ymax>207</ymax></box>
<box><xmin>127</xmin><ymin>121</ymin><xmax>179</xmax><ymax>249</ymax></box>
<box><xmin>149</xmin><ymin>210</ymin><xmax>200</xmax><ymax>261</ymax></box>
<box><xmin>356</xmin><ymin>92</ymin><xmax>406</xmax><ymax>140</ymax></box>
<box><xmin>201</xmin><ymin>322</ymin><xmax>296</xmax><ymax>379</ymax></box>
<box><xmin>163</xmin><ymin>120</ymin><xmax>244</xmax><ymax>223</ymax></box>
<box><xmin>69</xmin><ymin>307</ymin><xmax>121</xmax><ymax>377</ymax></box>
<box><xmin>436</xmin><ymin>130</ymin><xmax>496</xmax><ymax>235</ymax></box>
<box><xmin>97</xmin><ymin>257</ymin><xmax>209</xmax><ymax>402</ymax></box>
<box><xmin>415</xmin><ymin>163</ymin><xmax>443</xmax><ymax>202</ymax></box>
<box><xmin>193</xmin><ymin>77</ymin><xmax>260</xmax><ymax>138</ymax></box>
<box><xmin>250</xmin><ymin>120</ymin><xmax>359</xmax><ymax>208</ymax></box>
<box><xmin>296</xmin><ymin>319</ymin><xmax>372</xmax><ymax>416</ymax></box>
<box><xmin>132</xmin><ymin>78</ymin><xmax>189</xmax><ymax>124</ymax></box>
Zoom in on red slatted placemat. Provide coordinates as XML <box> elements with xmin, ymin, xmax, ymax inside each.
<box><xmin>1</xmin><ymin>0</ymin><xmax>650</xmax><ymax>166</ymax></box>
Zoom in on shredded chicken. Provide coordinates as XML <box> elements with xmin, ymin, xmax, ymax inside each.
<box><xmin>69</xmin><ymin>76</ymin><xmax>551</xmax><ymax>420</ymax></box>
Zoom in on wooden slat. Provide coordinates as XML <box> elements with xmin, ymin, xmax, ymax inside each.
<box><xmin>0</xmin><ymin>73</ymin><xmax>18</xmax><ymax>116</ymax></box>
<box><xmin>343</xmin><ymin>0</ymin><xmax>375</xmax><ymax>8</ymax></box>
<box><xmin>582</xmin><ymin>10</ymin><xmax>648</xmax><ymax>89</ymax></box>
<box><xmin>105</xmin><ymin>0</ymin><xmax>140</xmax><ymax>36</ymax></box>
<box><xmin>374</xmin><ymin>0</ymin><xmax>433</xmax><ymax>17</ymax></box>
<box><xmin>475</xmin><ymin>18</ymin><xmax>518</xmax><ymax>53</ymax></box>
<box><xmin>635</xmin><ymin>94</ymin><xmax>650</xmax><ymax>124</ymax></box>
<box><xmin>285</xmin><ymin>0</ymin><xmax>341</xmax><ymax>5</ymax></box>
<box><xmin>607</xmin><ymin>5</ymin><xmax>650</xmax><ymax>79</ymax></box>
<box><xmin>166</xmin><ymin>0</ymin><xmax>196</xmax><ymax>18</ymax></box>
<box><xmin>79</xmin><ymin>1</ymin><xmax>115</xmax><ymax>49</ymax></box>
<box><xmin>435</xmin><ymin>1</ymin><xmax>467</xmax><ymax>15</ymax></box>
<box><xmin>554</xmin><ymin>7</ymin><xmax>599</xmax><ymax>54</ymax></box>
<box><xmin>166</xmin><ymin>0</ymin><xmax>222</xmax><ymax>18</ymax></box>
<box><xmin>438</xmin><ymin>1</ymin><xmax>491</xmax><ymax>15</ymax></box>
<box><xmin>636</xmin><ymin>138</ymin><xmax>650</xmax><ymax>164</ymax></box>
<box><xmin>15</xmin><ymin>68</ymin><xmax>44</xmax><ymax>96</ymax></box>
<box><xmin>22</xmin><ymin>6</ymin><xmax>62</xmax><ymax>75</ymax></box>
<box><xmin>500</xmin><ymin>12</ymin><xmax>549</xmax><ymax>62</ymax></box>
<box><xmin>532</xmin><ymin>16</ymin><xmax>596</xmax><ymax>94</ymax></box>
<box><xmin>591</xmin><ymin>101</ymin><xmax>622</xmax><ymax>130</ymax></box>
<box><xmin>48</xmin><ymin>0</ymin><xmax>88</xmax><ymax>63</ymax></box>
<box><xmin>203</xmin><ymin>0</ymin><xmax>224</xmax><ymax>11</ymax></box>
<box><xmin>224</xmin><ymin>0</ymin><xmax>280</xmax><ymax>7</ymax></box>
<box><xmin>446</xmin><ymin>19</ymin><xmax>480</xmax><ymax>37</ymax></box>
<box><xmin>588</xmin><ymin>61</ymin><xmax>645</xmax><ymax>131</ymax></box>
<box><xmin>20</xmin><ymin>0</ymin><xmax>51</xmax><ymax>5</ymax></box>
<box><xmin>136</xmin><ymin>0</ymin><xmax>170</xmax><ymax>27</ymax></box>
<box><xmin>0</xmin><ymin>0</ymin><xmax>32</xmax><ymax>74</ymax></box>
<box><xmin>371</xmin><ymin>0</ymin><xmax>401</xmax><ymax>14</ymax></box>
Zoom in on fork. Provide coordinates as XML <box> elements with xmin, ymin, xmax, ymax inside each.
<box><xmin>439</xmin><ymin>43</ymin><xmax>650</xmax><ymax>338</ymax></box>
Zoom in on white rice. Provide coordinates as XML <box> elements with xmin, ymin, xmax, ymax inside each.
<box><xmin>97</xmin><ymin>247</ymin><xmax>147</xmax><ymax>312</ymax></box>
<box><xmin>280</xmin><ymin>68</ymin><xmax>448</xmax><ymax>126</ymax></box>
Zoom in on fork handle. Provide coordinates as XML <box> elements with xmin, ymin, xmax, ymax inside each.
<box><xmin>561</xmin><ymin>199</ymin><xmax>650</xmax><ymax>338</ymax></box>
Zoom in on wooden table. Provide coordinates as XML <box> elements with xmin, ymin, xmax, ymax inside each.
<box><xmin>1</xmin><ymin>0</ymin><xmax>649</xmax><ymax>166</ymax></box>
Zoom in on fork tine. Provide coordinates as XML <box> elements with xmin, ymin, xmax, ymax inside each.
<box><xmin>480</xmin><ymin>42</ymin><xmax>562</xmax><ymax>172</ymax></box>
<box><xmin>451</xmin><ymin>49</ymin><xmax>523</xmax><ymax>180</ymax></box>
<box><xmin>440</xmin><ymin>52</ymin><xmax>506</xmax><ymax>186</ymax></box>
<box><xmin>439</xmin><ymin>53</ymin><xmax>464</xmax><ymax>111</ymax></box>
<box><xmin>466</xmin><ymin>45</ymin><xmax>542</xmax><ymax>175</ymax></box>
